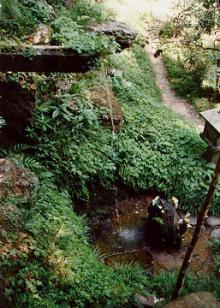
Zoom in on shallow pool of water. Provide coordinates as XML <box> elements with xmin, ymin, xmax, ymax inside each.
<box><xmin>90</xmin><ymin>194</ymin><xmax>214</xmax><ymax>274</ymax></box>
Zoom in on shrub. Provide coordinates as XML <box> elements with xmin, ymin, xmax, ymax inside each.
<box><xmin>51</xmin><ymin>0</ymin><xmax>116</xmax><ymax>54</ymax></box>
<box><xmin>52</xmin><ymin>16</ymin><xmax>117</xmax><ymax>54</ymax></box>
<box><xmin>0</xmin><ymin>0</ymin><xmax>54</xmax><ymax>35</ymax></box>
<box><xmin>163</xmin><ymin>51</ymin><xmax>207</xmax><ymax>97</ymax></box>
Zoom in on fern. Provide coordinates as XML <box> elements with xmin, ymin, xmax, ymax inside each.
<box><xmin>0</xmin><ymin>0</ymin><xmax>23</xmax><ymax>20</ymax></box>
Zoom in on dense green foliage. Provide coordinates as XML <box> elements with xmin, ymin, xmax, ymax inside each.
<box><xmin>0</xmin><ymin>0</ymin><xmax>54</xmax><ymax>36</ymax></box>
<box><xmin>158</xmin><ymin>0</ymin><xmax>220</xmax><ymax>111</ymax></box>
<box><xmin>1</xmin><ymin>0</ymin><xmax>220</xmax><ymax>306</ymax></box>
<box><xmin>162</xmin><ymin>49</ymin><xmax>218</xmax><ymax>111</ymax></box>
<box><xmin>163</xmin><ymin>48</ymin><xmax>207</xmax><ymax>97</ymax></box>
<box><xmin>0</xmin><ymin>157</ymin><xmax>149</xmax><ymax>307</ymax></box>
<box><xmin>149</xmin><ymin>270</ymin><xmax>220</xmax><ymax>302</ymax></box>
<box><xmin>172</xmin><ymin>0</ymin><xmax>220</xmax><ymax>39</ymax></box>
<box><xmin>26</xmin><ymin>46</ymin><xmax>220</xmax><ymax>214</ymax></box>
<box><xmin>212</xmin><ymin>239</ymin><xmax>220</xmax><ymax>275</ymax></box>
<box><xmin>52</xmin><ymin>16</ymin><xmax>116</xmax><ymax>54</ymax></box>
<box><xmin>51</xmin><ymin>1</ymin><xmax>117</xmax><ymax>54</ymax></box>
<box><xmin>0</xmin><ymin>0</ymin><xmax>116</xmax><ymax>55</ymax></box>
<box><xmin>161</xmin><ymin>44</ymin><xmax>219</xmax><ymax>111</ymax></box>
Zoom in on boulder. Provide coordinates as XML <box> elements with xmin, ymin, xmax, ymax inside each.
<box><xmin>189</xmin><ymin>216</ymin><xmax>197</xmax><ymax>226</ymax></box>
<box><xmin>207</xmin><ymin>216</ymin><xmax>220</xmax><ymax>227</ymax></box>
<box><xmin>91</xmin><ymin>21</ymin><xmax>137</xmax><ymax>49</ymax></box>
<box><xmin>62</xmin><ymin>0</ymin><xmax>75</xmax><ymax>6</ymax></box>
<box><xmin>164</xmin><ymin>292</ymin><xmax>220</xmax><ymax>308</ymax></box>
<box><xmin>0</xmin><ymin>159</ymin><xmax>38</xmax><ymax>198</ymax></box>
<box><xmin>135</xmin><ymin>294</ymin><xmax>155</xmax><ymax>307</ymax></box>
<box><xmin>29</xmin><ymin>23</ymin><xmax>53</xmax><ymax>45</ymax></box>
<box><xmin>90</xmin><ymin>85</ymin><xmax>124</xmax><ymax>131</ymax></box>
<box><xmin>211</xmin><ymin>228</ymin><xmax>220</xmax><ymax>239</ymax></box>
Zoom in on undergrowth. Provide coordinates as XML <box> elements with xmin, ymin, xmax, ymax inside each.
<box><xmin>26</xmin><ymin>46</ymin><xmax>220</xmax><ymax>214</ymax></box>
<box><xmin>111</xmin><ymin>47</ymin><xmax>220</xmax><ymax>214</ymax></box>
<box><xmin>1</xmin><ymin>1</ymin><xmax>220</xmax><ymax>306</ymax></box>
<box><xmin>159</xmin><ymin>21</ymin><xmax>220</xmax><ymax>112</ymax></box>
<box><xmin>0</xmin><ymin>156</ymin><xmax>149</xmax><ymax>307</ymax></box>
<box><xmin>0</xmin><ymin>0</ymin><xmax>54</xmax><ymax>37</ymax></box>
<box><xmin>163</xmin><ymin>51</ymin><xmax>219</xmax><ymax>112</ymax></box>
<box><xmin>0</xmin><ymin>0</ymin><xmax>115</xmax><ymax>55</ymax></box>
<box><xmin>149</xmin><ymin>270</ymin><xmax>220</xmax><ymax>302</ymax></box>
<box><xmin>148</xmin><ymin>239</ymin><xmax>220</xmax><ymax>302</ymax></box>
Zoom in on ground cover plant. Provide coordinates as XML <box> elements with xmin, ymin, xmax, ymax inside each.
<box><xmin>0</xmin><ymin>156</ymin><xmax>149</xmax><ymax>307</ymax></box>
<box><xmin>0</xmin><ymin>0</ymin><xmax>54</xmax><ymax>36</ymax></box>
<box><xmin>158</xmin><ymin>0</ymin><xmax>220</xmax><ymax>112</ymax></box>
<box><xmin>0</xmin><ymin>0</ymin><xmax>116</xmax><ymax>55</ymax></box>
<box><xmin>146</xmin><ymin>238</ymin><xmax>220</xmax><ymax>302</ymax></box>
<box><xmin>1</xmin><ymin>0</ymin><xmax>220</xmax><ymax>306</ymax></box>
<box><xmin>26</xmin><ymin>45</ymin><xmax>220</xmax><ymax>214</ymax></box>
<box><xmin>162</xmin><ymin>45</ymin><xmax>219</xmax><ymax>112</ymax></box>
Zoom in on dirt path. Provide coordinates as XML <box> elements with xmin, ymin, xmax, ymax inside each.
<box><xmin>147</xmin><ymin>42</ymin><xmax>204</xmax><ymax>132</ymax></box>
<box><xmin>105</xmin><ymin>0</ymin><xmax>204</xmax><ymax>132</ymax></box>
<box><xmin>145</xmin><ymin>0</ymin><xmax>204</xmax><ymax>132</ymax></box>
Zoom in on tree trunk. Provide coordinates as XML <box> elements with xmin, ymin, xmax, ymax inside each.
<box><xmin>172</xmin><ymin>153</ymin><xmax>220</xmax><ymax>300</ymax></box>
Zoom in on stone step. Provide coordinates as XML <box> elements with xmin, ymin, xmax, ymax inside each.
<box><xmin>211</xmin><ymin>228</ymin><xmax>220</xmax><ymax>239</ymax></box>
<box><xmin>207</xmin><ymin>216</ymin><xmax>220</xmax><ymax>227</ymax></box>
<box><xmin>0</xmin><ymin>46</ymin><xmax>96</xmax><ymax>73</ymax></box>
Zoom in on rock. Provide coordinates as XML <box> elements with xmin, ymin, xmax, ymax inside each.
<box><xmin>29</xmin><ymin>24</ymin><xmax>53</xmax><ymax>45</ymax></box>
<box><xmin>91</xmin><ymin>21</ymin><xmax>137</xmax><ymax>49</ymax></box>
<box><xmin>41</xmin><ymin>0</ymin><xmax>55</xmax><ymax>15</ymax></box>
<box><xmin>147</xmin><ymin>197</ymin><xmax>190</xmax><ymax>249</ymax></box>
<box><xmin>0</xmin><ymin>47</ymin><xmax>97</xmax><ymax>73</ymax></box>
<box><xmin>164</xmin><ymin>292</ymin><xmax>220</xmax><ymax>308</ymax></box>
<box><xmin>121</xmin><ymin>79</ymin><xmax>133</xmax><ymax>88</ymax></box>
<box><xmin>0</xmin><ymin>203</ymin><xmax>22</xmax><ymax>233</ymax></box>
<box><xmin>107</xmin><ymin>68</ymin><xmax>123</xmax><ymax>78</ymax></box>
<box><xmin>0</xmin><ymin>159</ymin><xmax>38</xmax><ymax>198</ymax></box>
<box><xmin>62</xmin><ymin>0</ymin><xmax>75</xmax><ymax>6</ymax></box>
<box><xmin>190</xmin><ymin>216</ymin><xmax>197</xmax><ymax>226</ymax></box>
<box><xmin>55</xmin><ymin>79</ymin><xmax>72</xmax><ymax>97</ymax></box>
<box><xmin>211</xmin><ymin>228</ymin><xmax>220</xmax><ymax>239</ymax></box>
<box><xmin>90</xmin><ymin>85</ymin><xmax>124</xmax><ymax>131</ymax></box>
<box><xmin>207</xmin><ymin>216</ymin><xmax>220</xmax><ymax>227</ymax></box>
<box><xmin>0</xmin><ymin>81</ymin><xmax>35</xmax><ymax>145</ymax></box>
<box><xmin>135</xmin><ymin>294</ymin><xmax>155</xmax><ymax>307</ymax></box>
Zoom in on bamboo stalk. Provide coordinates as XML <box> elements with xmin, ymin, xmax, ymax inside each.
<box><xmin>172</xmin><ymin>153</ymin><xmax>220</xmax><ymax>300</ymax></box>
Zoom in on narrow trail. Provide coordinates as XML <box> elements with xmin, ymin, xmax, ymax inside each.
<box><xmin>147</xmin><ymin>42</ymin><xmax>204</xmax><ymax>132</ymax></box>
<box><xmin>105</xmin><ymin>0</ymin><xmax>204</xmax><ymax>132</ymax></box>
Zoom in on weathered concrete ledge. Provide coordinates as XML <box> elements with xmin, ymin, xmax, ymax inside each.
<box><xmin>0</xmin><ymin>46</ymin><xmax>97</xmax><ymax>73</ymax></box>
